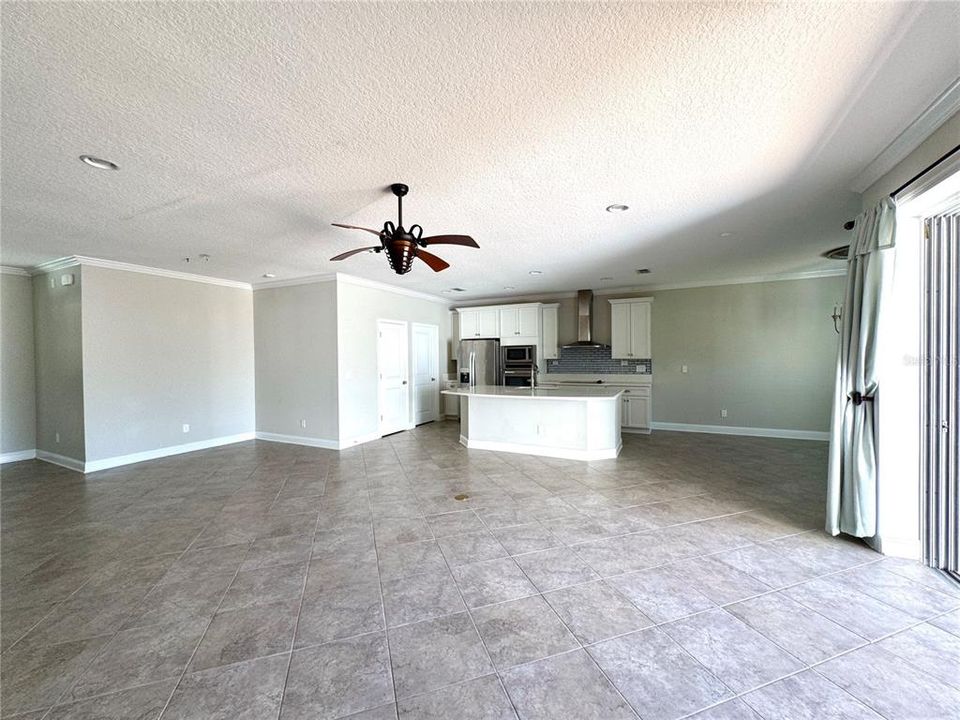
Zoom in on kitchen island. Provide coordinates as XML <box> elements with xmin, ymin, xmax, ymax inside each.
<box><xmin>441</xmin><ymin>385</ymin><xmax>623</xmax><ymax>461</ymax></box>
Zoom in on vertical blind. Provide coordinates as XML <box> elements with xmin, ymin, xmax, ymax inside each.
<box><xmin>921</xmin><ymin>210</ymin><xmax>959</xmax><ymax>574</ymax></box>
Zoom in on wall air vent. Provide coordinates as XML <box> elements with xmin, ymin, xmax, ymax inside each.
<box><xmin>822</xmin><ymin>246</ymin><xmax>849</xmax><ymax>261</ymax></box>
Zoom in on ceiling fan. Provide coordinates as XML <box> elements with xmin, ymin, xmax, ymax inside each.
<box><xmin>330</xmin><ymin>183</ymin><xmax>479</xmax><ymax>275</ymax></box>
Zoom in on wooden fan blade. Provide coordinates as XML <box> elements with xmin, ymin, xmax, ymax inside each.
<box><xmin>416</xmin><ymin>249</ymin><xmax>450</xmax><ymax>272</ymax></box>
<box><xmin>330</xmin><ymin>246</ymin><xmax>380</xmax><ymax>261</ymax></box>
<box><xmin>420</xmin><ymin>234</ymin><xmax>479</xmax><ymax>248</ymax></box>
<box><xmin>332</xmin><ymin>223</ymin><xmax>382</xmax><ymax>237</ymax></box>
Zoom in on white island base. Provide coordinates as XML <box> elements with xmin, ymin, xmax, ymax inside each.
<box><xmin>442</xmin><ymin>385</ymin><xmax>623</xmax><ymax>461</ymax></box>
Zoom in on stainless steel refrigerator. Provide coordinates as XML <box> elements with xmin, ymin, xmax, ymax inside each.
<box><xmin>458</xmin><ymin>339</ymin><xmax>500</xmax><ymax>386</ymax></box>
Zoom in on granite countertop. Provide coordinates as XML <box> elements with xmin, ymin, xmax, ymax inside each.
<box><xmin>442</xmin><ymin>384</ymin><xmax>624</xmax><ymax>400</ymax></box>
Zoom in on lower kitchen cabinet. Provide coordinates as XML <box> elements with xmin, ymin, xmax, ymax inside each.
<box><xmin>617</xmin><ymin>386</ymin><xmax>651</xmax><ymax>433</ymax></box>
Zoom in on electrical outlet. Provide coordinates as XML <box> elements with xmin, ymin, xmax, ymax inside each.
<box><xmin>299</xmin><ymin>419</ymin><xmax>307</xmax><ymax>429</ymax></box>
<box><xmin>621</xmin><ymin>360</ymin><xmax>629</xmax><ymax>366</ymax></box>
<box><xmin>182</xmin><ymin>423</ymin><xmax>190</xmax><ymax>433</ymax></box>
<box><xmin>721</xmin><ymin>409</ymin><xmax>728</xmax><ymax>419</ymax></box>
<box><xmin>681</xmin><ymin>365</ymin><xmax>688</xmax><ymax>374</ymax></box>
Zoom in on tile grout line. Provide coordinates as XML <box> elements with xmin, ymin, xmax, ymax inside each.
<box><xmin>273</xmin><ymin>463</ymin><xmax>332</xmax><ymax>720</ymax></box>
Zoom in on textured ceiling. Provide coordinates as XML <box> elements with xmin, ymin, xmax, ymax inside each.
<box><xmin>2</xmin><ymin>2</ymin><xmax>959</xmax><ymax>298</ymax></box>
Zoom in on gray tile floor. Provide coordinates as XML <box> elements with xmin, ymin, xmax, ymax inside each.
<box><xmin>3</xmin><ymin>422</ymin><xmax>960</xmax><ymax>719</ymax></box>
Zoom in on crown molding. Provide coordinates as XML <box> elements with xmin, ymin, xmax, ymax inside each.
<box><xmin>30</xmin><ymin>256</ymin><xmax>253</xmax><ymax>290</ymax></box>
<box><xmin>253</xmin><ymin>272</ymin><xmax>338</xmax><ymax>290</ymax></box>
<box><xmin>593</xmin><ymin>268</ymin><xmax>846</xmax><ymax>294</ymax></box>
<box><xmin>335</xmin><ymin>273</ymin><xmax>451</xmax><ymax>305</ymax></box>
<box><xmin>254</xmin><ymin>271</ymin><xmax>450</xmax><ymax>305</ymax></box>
<box><xmin>458</xmin><ymin>269</ymin><xmax>846</xmax><ymax>305</ymax></box>
<box><xmin>851</xmin><ymin>77</ymin><xmax>960</xmax><ymax>194</ymax></box>
<box><xmin>0</xmin><ymin>265</ymin><xmax>31</xmax><ymax>276</ymax></box>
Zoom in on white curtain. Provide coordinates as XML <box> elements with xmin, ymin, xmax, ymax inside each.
<box><xmin>826</xmin><ymin>198</ymin><xmax>896</xmax><ymax>537</ymax></box>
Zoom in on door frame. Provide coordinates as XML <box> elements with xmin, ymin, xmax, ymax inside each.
<box><xmin>377</xmin><ymin>318</ymin><xmax>411</xmax><ymax>436</ymax></box>
<box><xmin>411</xmin><ymin>322</ymin><xmax>440</xmax><ymax>426</ymax></box>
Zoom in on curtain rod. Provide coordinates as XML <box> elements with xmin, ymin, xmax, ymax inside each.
<box><xmin>844</xmin><ymin>143</ymin><xmax>960</xmax><ymax>230</ymax></box>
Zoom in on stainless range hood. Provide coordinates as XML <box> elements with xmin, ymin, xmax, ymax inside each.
<box><xmin>562</xmin><ymin>289</ymin><xmax>606</xmax><ymax>348</ymax></box>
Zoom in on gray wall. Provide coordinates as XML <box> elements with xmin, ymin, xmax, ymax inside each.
<box><xmin>33</xmin><ymin>267</ymin><xmax>85</xmax><ymax>460</ymax></box>
<box><xmin>81</xmin><ymin>266</ymin><xmax>255</xmax><ymax>461</ymax></box>
<box><xmin>254</xmin><ymin>280</ymin><xmax>340</xmax><ymax>443</ymax></box>
<box><xmin>643</xmin><ymin>279</ymin><xmax>842</xmax><ymax>431</ymax></box>
<box><xmin>460</xmin><ymin>276</ymin><xmax>843</xmax><ymax>432</ymax></box>
<box><xmin>337</xmin><ymin>280</ymin><xmax>451</xmax><ymax>442</ymax></box>
<box><xmin>1</xmin><ymin>273</ymin><xmax>37</xmax><ymax>454</ymax></box>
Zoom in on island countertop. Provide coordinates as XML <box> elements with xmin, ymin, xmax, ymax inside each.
<box><xmin>442</xmin><ymin>384</ymin><xmax>623</xmax><ymax>401</ymax></box>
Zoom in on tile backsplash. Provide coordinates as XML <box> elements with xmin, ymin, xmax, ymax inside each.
<box><xmin>545</xmin><ymin>345</ymin><xmax>652</xmax><ymax>374</ymax></box>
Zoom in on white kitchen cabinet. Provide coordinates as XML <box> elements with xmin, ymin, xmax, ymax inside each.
<box><xmin>499</xmin><ymin>304</ymin><xmax>540</xmax><ymax>346</ymax></box>
<box><xmin>617</xmin><ymin>385</ymin><xmax>651</xmax><ymax>433</ymax></box>
<box><xmin>458</xmin><ymin>308</ymin><xmax>500</xmax><ymax>339</ymax></box>
<box><xmin>609</xmin><ymin>298</ymin><xmax>652</xmax><ymax>359</ymax></box>
<box><xmin>541</xmin><ymin>304</ymin><xmax>559</xmax><ymax>360</ymax></box>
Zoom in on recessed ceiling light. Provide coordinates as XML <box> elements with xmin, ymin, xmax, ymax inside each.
<box><xmin>719</xmin><ymin>231</ymin><xmax>733</xmax><ymax>238</ymax></box>
<box><xmin>528</xmin><ymin>270</ymin><xmax>543</xmax><ymax>276</ymax></box>
<box><xmin>503</xmin><ymin>286</ymin><xmax>515</xmax><ymax>290</ymax></box>
<box><xmin>441</xmin><ymin>290</ymin><xmax>452</xmax><ymax>294</ymax></box>
<box><xmin>450</xmin><ymin>287</ymin><xmax>467</xmax><ymax>293</ymax></box>
<box><xmin>79</xmin><ymin>155</ymin><xmax>118</xmax><ymax>171</ymax></box>
<box><xmin>606</xmin><ymin>204</ymin><xmax>629</xmax><ymax>213</ymax></box>
<box><xmin>600</xmin><ymin>276</ymin><xmax>613</xmax><ymax>281</ymax></box>
<box><xmin>262</xmin><ymin>273</ymin><xmax>276</xmax><ymax>278</ymax></box>
<box><xmin>635</xmin><ymin>268</ymin><xmax>651</xmax><ymax>275</ymax></box>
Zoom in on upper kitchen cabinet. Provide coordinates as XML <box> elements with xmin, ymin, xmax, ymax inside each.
<box><xmin>499</xmin><ymin>304</ymin><xmax>540</xmax><ymax>346</ymax></box>
<box><xmin>540</xmin><ymin>304</ymin><xmax>559</xmax><ymax>360</ymax></box>
<box><xmin>609</xmin><ymin>298</ymin><xmax>653</xmax><ymax>359</ymax></box>
<box><xmin>458</xmin><ymin>307</ymin><xmax>500</xmax><ymax>339</ymax></box>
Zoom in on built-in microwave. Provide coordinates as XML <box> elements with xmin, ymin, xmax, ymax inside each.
<box><xmin>502</xmin><ymin>345</ymin><xmax>535</xmax><ymax>364</ymax></box>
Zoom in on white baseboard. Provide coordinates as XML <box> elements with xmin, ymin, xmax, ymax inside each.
<box><xmin>255</xmin><ymin>431</ymin><xmax>382</xmax><ymax>451</ymax></box>
<box><xmin>82</xmin><ymin>432</ymin><xmax>257</xmax><ymax>473</ymax></box>
<box><xmin>36</xmin><ymin>450</ymin><xmax>85</xmax><ymax>472</ymax></box>
<box><xmin>255</xmin><ymin>431</ymin><xmax>340</xmax><ymax>450</ymax></box>
<box><xmin>650</xmin><ymin>422</ymin><xmax>829</xmax><ymax>441</ymax></box>
<box><xmin>459</xmin><ymin>434</ymin><xmax>622</xmax><ymax>461</ymax></box>
<box><xmin>621</xmin><ymin>427</ymin><xmax>652</xmax><ymax>435</ymax></box>
<box><xmin>1</xmin><ymin>449</ymin><xmax>37</xmax><ymax>464</ymax></box>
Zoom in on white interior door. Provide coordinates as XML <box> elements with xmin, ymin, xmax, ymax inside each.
<box><xmin>411</xmin><ymin>323</ymin><xmax>439</xmax><ymax>425</ymax></box>
<box><xmin>378</xmin><ymin>319</ymin><xmax>410</xmax><ymax>436</ymax></box>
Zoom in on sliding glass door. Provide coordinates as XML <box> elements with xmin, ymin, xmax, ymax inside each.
<box><xmin>921</xmin><ymin>209</ymin><xmax>959</xmax><ymax>577</ymax></box>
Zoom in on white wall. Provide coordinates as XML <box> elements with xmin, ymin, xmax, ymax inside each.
<box><xmin>80</xmin><ymin>266</ymin><xmax>255</xmax><ymax>463</ymax></box>
<box><xmin>1</xmin><ymin>272</ymin><xmax>37</xmax><ymax>456</ymax></box>
<box><xmin>254</xmin><ymin>280</ymin><xmax>340</xmax><ymax>444</ymax></box>
<box><xmin>336</xmin><ymin>278</ymin><xmax>451</xmax><ymax>442</ymax></box>
<box><xmin>33</xmin><ymin>267</ymin><xmax>86</xmax><ymax>461</ymax></box>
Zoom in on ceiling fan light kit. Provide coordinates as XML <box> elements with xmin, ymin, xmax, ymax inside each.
<box><xmin>330</xmin><ymin>183</ymin><xmax>479</xmax><ymax>275</ymax></box>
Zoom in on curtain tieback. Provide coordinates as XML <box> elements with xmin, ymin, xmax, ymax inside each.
<box><xmin>848</xmin><ymin>391</ymin><xmax>875</xmax><ymax>406</ymax></box>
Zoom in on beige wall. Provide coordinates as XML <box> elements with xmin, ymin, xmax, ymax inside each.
<box><xmin>337</xmin><ymin>279</ymin><xmax>452</xmax><ymax>442</ymax></box>
<box><xmin>254</xmin><ymin>280</ymin><xmax>340</xmax><ymax>442</ymax></box>
<box><xmin>1</xmin><ymin>273</ymin><xmax>37</xmax><ymax>454</ymax></box>
<box><xmin>33</xmin><ymin>267</ymin><xmax>85</xmax><ymax>460</ymax></box>
<box><xmin>81</xmin><ymin>266</ymin><xmax>255</xmax><ymax>462</ymax></box>
<box><xmin>862</xmin><ymin>110</ymin><xmax>960</xmax><ymax>207</ymax></box>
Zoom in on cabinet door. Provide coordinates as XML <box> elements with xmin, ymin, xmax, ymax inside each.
<box><xmin>629</xmin><ymin>302</ymin><xmax>651</xmax><ymax>358</ymax></box>
<box><xmin>541</xmin><ymin>306</ymin><xmax>559</xmax><ymax>360</ymax></box>
<box><xmin>624</xmin><ymin>395</ymin><xmax>650</xmax><ymax>429</ymax></box>
<box><xmin>478</xmin><ymin>309</ymin><xmax>500</xmax><ymax>338</ymax></box>
<box><xmin>499</xmin><ymin>308</ymin><xmax>519</xmax><ymax>337</ymax></box>
<box><xmin>610</xmin><ymin>303</ymin><xmax>631</xmax><ymax>358</ymax></box>
<box><xmin>459</xmin><ymin>310</ymin><xmax>479</xmax><ymax>339</ymax></box>
<box><xmin>517</xmin><ymin>306</ymin><xmax>540</xmax><ymax>337</ymax></box>
<box><xmin>620</xmin><ymin>395</ymin><xmax>631</xmax><ymax>426</ymax></box>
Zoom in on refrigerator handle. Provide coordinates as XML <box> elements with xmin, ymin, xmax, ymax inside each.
<box><xmin>469</xmin><ymin>351</ymin><xmax>476</xmax><ymax>386</ymax></box>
